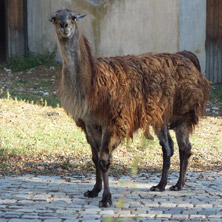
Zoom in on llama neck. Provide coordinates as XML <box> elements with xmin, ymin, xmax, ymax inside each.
<box><xmin>58</xmin><ymin>27</ymin><xmax>93</xmax><ymax>94</ymax></box>
<box><xmin>57</xmin><ymin>26</ymin><xmax>95</xmax><ymax>119</ymax></box>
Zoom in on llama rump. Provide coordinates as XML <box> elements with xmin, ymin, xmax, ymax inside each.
<box><xmin>50</xmin><ymin>9</ymin><xmax>211</xmax><ymax>207</ymax></box>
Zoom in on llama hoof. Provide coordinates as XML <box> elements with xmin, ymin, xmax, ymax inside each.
<box><xmin>150</xmin><ymin>185</ymin><xmax>165</xmax><ymax>192</ymax></box>
<box><xmin>170</xmin><ymin>184</ymin><xmax>183</xmax><ymax>191</ymax></box>
<box><xmin>99</xmin><ymin>199</ymin><xmax>112</xmax><ymax>208</ymax></box>
<box><xmin>84</xmin><ymin>190</ymin><xmax>99</xmax><ymax>198</ymax></box>
<box><xmin>99</xmin><ymin>194</ymin><xmax>112</xmax><ymax>208</ymax></box>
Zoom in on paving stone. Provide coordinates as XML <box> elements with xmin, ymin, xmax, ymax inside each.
<box><xmin>190</xmin><ymin>214</ymin><xmax>206</xmax><ymax>219</ymax></box>
<box><xmin>177</xmin><ymin>203</ymin><xmax>194</xmax><ymax>208</ymax></box>
<box><xmin>8</xmin><ymin>220</ymin><xmax>41</xmax><ymax>222</ymax></box>
<box><xmin>165</xmin><ymin>208</ymin><xmax>183</xmax><ymax>214</ymax></box>
<box><xmin>44</xmin><ymin>219</ymin><xmax>62</xmax><ymax>222</ymax></box>
<box><xmin>64</xmin><ymin>219</ymin><xmax>80</xmax><ymax>222</ymax></box>
<box><xmin>172</xmin><ymin>214</ymin><xmax>189</xmax><ymax>220</ymax></box>
<box><xmin>22</xmin><ymin>215</ymin><xmax>40</xmax><ymax>219</ymax></box>
<box><xmin>155</xmin><ymin>214</ymin><xmax>172</xmax><ymax>219</ymax></box>
<box><xmin>4</xmin><ymin>212</ymin><xmax>23</xmax><ymax>219</ymax></box>
<box><xmin>208</xmin><ymin>215</ymin><xmax>222</xmax><ymax>219</ymax></box>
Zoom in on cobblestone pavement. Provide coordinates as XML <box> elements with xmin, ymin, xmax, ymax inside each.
<box><xmin>0</xmin><ymin>171</ymin><xmax>222</xmax><ymax>222</ymax></box>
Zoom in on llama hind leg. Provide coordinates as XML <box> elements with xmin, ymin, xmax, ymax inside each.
<box><xmin>170</xmin><ymin>123</ymin><xmax>192</xmax><ymax>191</ymax></box>
<box><xmin>150</xmin><ymin>125</ymin><xmax>173</xmax><ymax>191</ymax></box>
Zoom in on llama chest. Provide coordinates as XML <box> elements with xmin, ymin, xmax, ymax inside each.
<box><xmin>59</xmin><ymin>86</ymin><xmax>89</xmax><ymax>120</ymax></box>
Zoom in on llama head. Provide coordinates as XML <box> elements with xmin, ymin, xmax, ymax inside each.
<box><xmin>50</xmin><ymin>9</ymin><xmax>87</xmax><ymax>39</ymax></box>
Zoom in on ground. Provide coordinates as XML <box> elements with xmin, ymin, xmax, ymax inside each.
<box><xmin>0</xmin><ymin>65</ymin><xmax>222</xmax><ymax>221</ymax></box>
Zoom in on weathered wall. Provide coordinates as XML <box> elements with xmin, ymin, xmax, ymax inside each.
<box><xmin>27</xmin><ymin>0</ymin><xmax>94</xmax><ymax>59</ymax></box>
<box><xmin>27</xmin><ymin>0</ymin><xmax>179</xmax><ymax>60</ymax></box>
<box><xmin>27</xmin><ymin>0</ymin><xmax>206</xmax><ymax>72</ymax></box>
<box><xmin>178</xmin><ymin>0</ymin><xmax>206</xmax><ymax>72</ymax></box>
<box><xmin>95</xmin><ymin>0</ymin><xmax>179</xmax><ymax>56</ymax></box>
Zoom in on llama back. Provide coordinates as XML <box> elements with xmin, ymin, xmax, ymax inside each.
<box><xmin>89</xmin><ymin>53</ymin><xmax>210</xmax><ymax>138</ymax></box>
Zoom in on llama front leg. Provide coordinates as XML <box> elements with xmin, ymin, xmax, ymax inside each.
<box><xmin>84</xmin><ymin>147</ymin><xmax>102</xmax><ymax>198</ymax></box>
<box><xmin>98</xmin><ymin>129</ymin><xmax>112</xmax><ymax>207</ymax></box>
<box><xmin>84</xmin><ymin>125</ymin><xmax>102</xmax><ymax>198</ymax></box>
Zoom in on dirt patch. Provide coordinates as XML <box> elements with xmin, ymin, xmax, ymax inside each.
<box><xmin>0</xmin><ymin>65</ymin><xmax>61</xmax><ymax>99</ymax></box>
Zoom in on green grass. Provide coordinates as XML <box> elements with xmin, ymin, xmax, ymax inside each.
<box><xmin>211</xmin><ymin>84</ymin><xmax>222</xmax><ymax>101</ymax></box>
<box><xmin>0</xmin><ymin>52</ymin><xmax>59</xmax><ymax>72</ymax></box>
<box><xmin>13</xmin><ymin>80</ymin><xmax>52</xmax><ymax>89</ymax></box>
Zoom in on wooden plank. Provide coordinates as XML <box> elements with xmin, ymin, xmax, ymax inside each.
<box><xmin>206</xmin><ymin>40</ymin><xmax>211</xmax><ymax>81</ymax></box>
<box><xmin>7</xmin><ymin>0</ymin><xmax>24</xmax><ymax>58</ymax></box>
<box><xmin>210</xmin><ymin>41</ymin><xmax>214</xmax><ymax>82</ymax></box>
<box><xmin>219</xmin><ymin>40</ymin><xmax>222</xmax><ymax>83</ymax></box>
<box><xmin>218</xmin><ymin>1</ymin><xmax>222</xmax><ymax>83</ymax></box>
<box><xmin>214</xmin><ymin>40</ymin><xmax>218</xmax><ymax>83</ymax></box>
<box><xmin>206</xmin><ymin>0</ymin><xmax>222</xmax><ymax>83</ymax></box>
<box><xmin>206</xmin><ymin>40</ymin><xmax>209</xmax><ymax>80</ymax></box>
<box><xmin>207</xmin><ymin>0</ymin><xmax>215</xmax><ymax>40</ymax></box>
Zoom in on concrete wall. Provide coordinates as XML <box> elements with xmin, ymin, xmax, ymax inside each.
<box><xmin>27</xmin><ymin>0</ymin><xmax>206</xmax><ymax>71</ymax></box>
<box><xmin>27</xmin><ymin>0</ymin><xmax>179</xmax><ymax>59</ymax></box>
<box><xmin>178</xmin><ymin>0</ymin><xmax>206</xmax><ymax>72</ymax></box>
<box><xmin>27</xmin><ymin>0</ymin><xmax>91</xmax><ymax>59</ymax></box>
<box><xmin>96</xmin><ymin>0</ymin><xmax>179</xmax><ymax>56</ymax></box>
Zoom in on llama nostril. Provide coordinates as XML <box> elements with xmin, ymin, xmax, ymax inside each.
<box><xmin>60</xmin><ymin>22</ymin><xmax>68</xmax><ymax>28</ymax></box>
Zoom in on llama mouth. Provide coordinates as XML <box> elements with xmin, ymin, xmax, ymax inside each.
<box><xmin>59</xmin><ymin>28</ymin><xmax>72</xmax><ymax>38</ymax></box>
<box><xmin>61</xmin><ymin>31</ymin><xmax>71</xmax><ymax>37</ymax></box>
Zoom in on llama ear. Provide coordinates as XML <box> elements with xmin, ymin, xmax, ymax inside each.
<box><xmin>49</xmin><ymin>16</ymin><xmax>57</xmax><ymax>24</ymax></box>
<box><xmin>75</xmin><ymin>13</ymin><xmax>87</xmax><ymax>21</ymax></box>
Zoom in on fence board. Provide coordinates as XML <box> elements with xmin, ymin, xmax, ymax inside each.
<box><xmin>7</xmin><ymin>0</ymin><xmax>24</xmax><ymax>58</ymax></box>
<box><xmin>206</xmin><ymin>0</ymin><xmax>222</xmax><ymax>83</ymax></box>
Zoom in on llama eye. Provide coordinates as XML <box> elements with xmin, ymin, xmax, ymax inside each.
<box><xmin>71</xmin><ymin>16</ymin><xmax>76</xmax><ymax>22</ymax></box>
<box><xmin>50</xmin><ymin>16</ymin><xmax>57</xmax><ymax>24</ymax></box>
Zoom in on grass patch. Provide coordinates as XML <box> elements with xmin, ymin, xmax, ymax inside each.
<box><xmin>0</xmin><ymin>52</ymin><xmax>59</xmax><ymax>72</ymax></box>
<box><xmin>0</xmin><ymin>95</ymin><xmax>222</xmax><ymax>176</ymax></box>
<box><xmin>211</xmin><ymin>84</ymin><xmax>222</xmax><ymax>101</ymax></box>
<box><xmin>14</xmin><ymin>80</ymin><xmax>52</xmax><ymax>89</ymax></box>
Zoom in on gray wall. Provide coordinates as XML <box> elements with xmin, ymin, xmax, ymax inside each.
<box><xmin>27</xmin><ymin>0</ymin><xmax>206</xmax><ymax>71</ymax></box>
<box><xmin>179</xmin><ymin>0</ymin><xmax>206</xmax><ymax>72</ymax></box>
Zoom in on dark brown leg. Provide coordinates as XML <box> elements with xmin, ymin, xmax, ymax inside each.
<box><xmin>98</xmin><ymin>129</ymin><xmax>114</xmax><ymax>207</ymax></box>
<box><xmin>84</xmin><ymin>147</ymin><xmax>102</xmax><ymax>198</ymax></box>
<box><xmin>84</xmin><ymin>125</ymin><xmax>102</xmax><ymax>198</ymax></box>
<box><xmin>99</xmin><ymin>169</ymin><xmax>112</xmax><ymax>207</ymax></box>
<box><xmin>168</xmin><ymin>130</ymin><xmax>174</xmax><ymax>157</ymax></box>
<box><xmin>151</xmin><ymin>125</ymin><xmax>173</xmax><ymax>191</ymax></box>
<box><xmin>170</xmin><ymin>123</ymin><xmax>192</xmax><ymax>191</ymax></box>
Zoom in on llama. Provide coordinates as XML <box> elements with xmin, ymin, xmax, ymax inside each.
<box><xmin>50</xmin><ymin>9</ymin><xmax>210</xmax><ymax>207</ymax></box>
